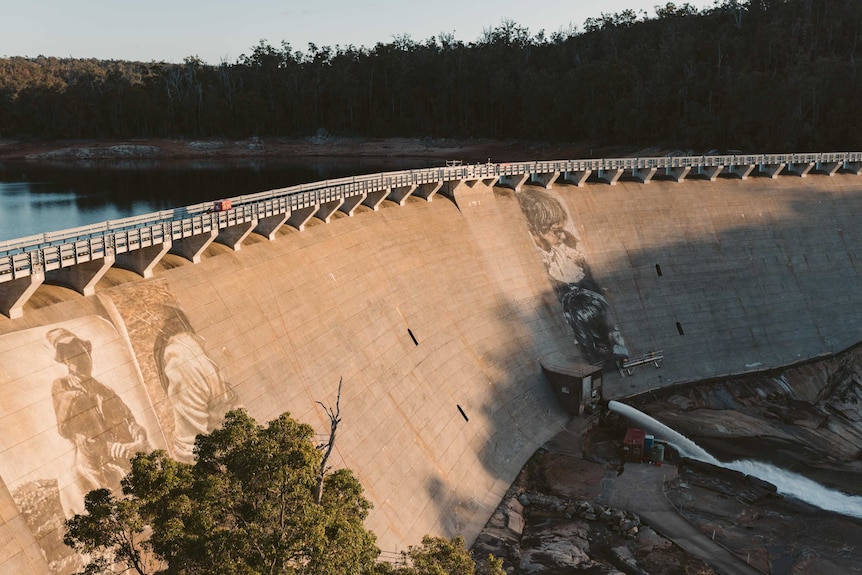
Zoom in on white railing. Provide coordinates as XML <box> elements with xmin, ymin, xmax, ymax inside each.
<box><xmin>2</xmin><ymin>152</ymin><xmax>860</xmax><ymax>283</ymax></box>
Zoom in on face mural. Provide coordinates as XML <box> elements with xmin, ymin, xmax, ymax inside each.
<box><xmin>0</xmin><ymin>279</ymin><xmax>238</xmax><ymax>573</ymax></box>
<box><xmin>98</xmin><ymin>279</ymin><xmax>239</xmax><ymax>464</ymax></box>
<box><xmin>516</xmin><ymin>187</ymin><xmax>629</xmax><ymax>365</ymax></box>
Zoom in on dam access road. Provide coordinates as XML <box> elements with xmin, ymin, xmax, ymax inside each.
<box><xmin>2</xmin><ymin>154</ymin><xmax>862</xmax><ymax>574</ymax></box>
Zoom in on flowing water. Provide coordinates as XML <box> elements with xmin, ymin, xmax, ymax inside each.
<box><xmin>608</xmin><ymin>400</ymin><xmax>862</xmax><ymax>519</ymax></box>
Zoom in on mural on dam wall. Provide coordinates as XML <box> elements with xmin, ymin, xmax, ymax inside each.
<box><xmin>0</xmin><ymin>315</ymin><xmax>159</xmax><ymax>573</ymax></box>
<box><xmin>0</xmin><ymin>279</ymin><xmax>238</xmax><ymax>573</ymax></box>
<box><xmin>516</xmin><ymin>187</ymin><xmax>628</xmax><ymax>365</ymax></box>
<box><xmin>98</xmin><ymin>279</ymin><xmax>239</xmax><ymax>464</ymax></box>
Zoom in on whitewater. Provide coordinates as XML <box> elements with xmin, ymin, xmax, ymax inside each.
<box><xmin>608</xmin><ymin>400</ymin><xmax>862</xmax><ymax>519</ymax></box>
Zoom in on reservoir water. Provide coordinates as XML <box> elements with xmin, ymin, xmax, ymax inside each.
<box><xmin>0</xmin><ymin>158</ymin><xmax>431</xmax><ymax>243</ymax></box>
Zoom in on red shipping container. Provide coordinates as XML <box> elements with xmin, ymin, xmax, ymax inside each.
<box><xmin>623</xmin><ymin>428</ymin><xmax>646</xmax><ymax>463</ymax></box>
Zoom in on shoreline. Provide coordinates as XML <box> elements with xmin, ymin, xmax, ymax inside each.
<box><xmin>0</xmin><ymin>136</ymin><xmax>642</xmax><ymax>164</ymax></box>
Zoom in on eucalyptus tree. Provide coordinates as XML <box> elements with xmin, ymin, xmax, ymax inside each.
<box><xmin>65</xmin><ymin>409</ymin><xmax>380</xmax><ymax>575</ymax></box>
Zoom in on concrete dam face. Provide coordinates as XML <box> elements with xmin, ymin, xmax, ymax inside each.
<box><xmin>3</xmin><ymin>172</ymin><xmax>862</xmax><ymax>573</ymax></box>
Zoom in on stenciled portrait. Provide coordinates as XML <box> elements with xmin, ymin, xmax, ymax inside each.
<box><xmin>0</xmin><ymin>315</ymin><xmax>162</xmax><ymax>574</ymax></box>
<box><xmin>98</xmin><ymin>279</ymin><xmax>239</xmax><ymax>463</ymax></box>
<box><xmin>516</xmin><ymin>187</ymin><xmax>629</xmax><ymax>365</ymax></box>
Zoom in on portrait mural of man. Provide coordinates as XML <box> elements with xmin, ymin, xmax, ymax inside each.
<box><xmin>516</xmin><ymin>187</ymin><xmax>629</xmax><ymax>365</ymax></box>
<box><xmin>46</xmin><ymin>327</ymin><xmax>148</xmax><ymax>492</ymax></box>
<box><xmin>0</xmin><ymin>315</ymin><xmax>160</xmax><ymax>574</ymax></box>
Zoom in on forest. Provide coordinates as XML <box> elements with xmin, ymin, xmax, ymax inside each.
<box><xmin>1</xmin><ymin>0</ymin><xmax>860</xmax><ymax>152</ymax></box>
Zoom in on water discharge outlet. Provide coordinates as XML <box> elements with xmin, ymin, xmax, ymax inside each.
<box><xmin>608</xmin><ymin>400</ymin><xmax>862</xmax><ymax>519</ymax></box>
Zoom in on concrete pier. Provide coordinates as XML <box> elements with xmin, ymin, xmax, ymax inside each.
<box><xmin>529</xmin><ymin>171</ymin><xmax>560</xmax><ymax>189</ymax></box>
<box><xmin>696</xmin><ymin>164</ymin><xmax>723</xmax><ymax>181</ymax></box>
<box><xmin>170</xmin><ymin>230</ymin><xmax>217</xmax><ymax>263</ymax></box>
<box><xmin>561</xmin><ymin>169</ymin><xmax>591</xmax><ymax>186</ymax></box>
<box><xmin>0</xmin><ymin>273</ymin><xmax>43</xmax><ymax>319</ymax></box>
<box><xmin>664</xmin><ymin>165</ymin><xmax>691</xmax><ymax>182</ymax></box>
<box><xmin>631</xmin><ymin>166</ymin><xmax>657</xmax><ymax>184</ymax></box>
<box><xmin>114</xmin><ymin>242</ymin><xmax>171</xmax><ymax>278</ymax></box>
<box><xmin>46</xmin><ymin>255</ymin><xmax>114</xmax><ymax>296</ymax></box>
<box><xmin>727</xmin><ymin>163</ymin><xmax>756</xmax><ymax>179</ymax></box>
<box><xmin>597</xmin><ymin>167</ymin><xmax>624</xmax><ymax>185</ymax></box>
<box><xmin>215</xmin><ymin>221</ymin><xmax>257</xmax><ymax>250</ymax></box>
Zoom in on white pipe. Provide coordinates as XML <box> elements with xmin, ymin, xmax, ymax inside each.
<box><xmin>608</xmin><ymin>400</ymin><xmax>862</xmax><ymax>518</ymax></box>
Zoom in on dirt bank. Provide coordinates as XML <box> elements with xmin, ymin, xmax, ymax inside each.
<box><xmin>0</xmin><ymin>136</ymin><xmax>639</xmax><ymax>163</ymax></box>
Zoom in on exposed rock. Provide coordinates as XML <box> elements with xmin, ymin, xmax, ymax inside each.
<box><xmin>473</xmin><ymin>448</ymin><xmax>716</xmax><ymax>574</ymax></box>
<box><xmin>610</xmin><ymin>545</ymin><xmax>643</xmax><ymax>573</ymax></box>
<box><xmin>28</xmin><ymin>144</ymin><xmax>161</xmax><ymax>160</ymax></box>
<box><xmin>477</xmin><ymin>344</ymin><xmax>862</xmax><ymax>574</ymax></box>
<box><xmin>632</xmin><ymin>344</ymin><xmax>862</xmax><ymax>575</ymax></box>
<box><xmin>188</xmin><ymin>140</ymin><xmax>226</xmax><ymax>150</ymax></box>
<box><xmin>634</xmin><ymin>526</ymin><xmax>671</xmax><ymax>555</ymax></box>
<box><xmin>519</xmin><ymin>521</ymin><xmax>592</xmax><ymax>573</ymax></box>
<box><xmin>506</xmin><ymin>498</ymin><xmax>526</xmax><ymax>535</ymax></box>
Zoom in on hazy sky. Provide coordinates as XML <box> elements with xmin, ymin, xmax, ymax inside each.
<box><xmin>1</xmin><ymin>1</ymin><xmax>713</xmax><ymax>64</ymax></box>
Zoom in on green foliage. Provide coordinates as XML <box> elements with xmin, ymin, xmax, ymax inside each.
<box><xmin>64</xmin><ymin>488</ymin><xmax>155</xmax><ymax>575</ymax></box>
<box><xmin>403</xmin><ymin>536</ymin><xmax>475</xmax><ymax>575</ymax></box>
<box><xmin>386</xmin><ymin>536</ymin><xmax>504</xmax><ymax>575</ymax></box>
<box><xmin>64</xmin><ymin>409</ymin><xmax>381</xmax><ymax>575</ymax></box>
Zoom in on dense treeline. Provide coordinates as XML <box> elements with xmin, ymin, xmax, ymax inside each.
<box><xmin>2</xmin><ymin>0</ymin><xmax>861</xmax><ymax>151</ymax></box>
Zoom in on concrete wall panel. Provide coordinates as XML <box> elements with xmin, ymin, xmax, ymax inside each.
<box><xmin>564</xmin><ymin>175</ymin><xmax>862</xmax><ymax>394</ymax></box>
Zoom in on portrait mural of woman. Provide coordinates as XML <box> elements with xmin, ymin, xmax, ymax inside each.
<box><xmin>153</xmin><ymin>306</ymin><xmax>238</xmax><ymax>462</ymax></box>
<box><xmin>97</xmin><ymin>279</ymin><xmax>239</xmax><ymax>463</ymax></box>
<box><xmin>516</xmin><ymin>187</ymin><xmax>629</xmax><ymax>365</ymax></box>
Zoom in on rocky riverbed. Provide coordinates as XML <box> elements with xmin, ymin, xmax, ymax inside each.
<box><xmin>471</xmin><ymin>444</ymin><xmax>717</xmax><ymax>575</ymax></box>
<box><xmin>473</xmin><ymin>343</ymin><xmax>862</xmax><ymax>574</ymax></box>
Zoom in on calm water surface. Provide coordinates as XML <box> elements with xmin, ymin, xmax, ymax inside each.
<box><xmin>0</xmin><ymin>157</ymin><xmax>434</xmax><ymax>243</ymax></box>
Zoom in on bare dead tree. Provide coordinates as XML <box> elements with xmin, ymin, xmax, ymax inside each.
<box><xmin>314</xmin><ymin>377</ymin><xmax>342</xmax><ymax>505</ymax></box>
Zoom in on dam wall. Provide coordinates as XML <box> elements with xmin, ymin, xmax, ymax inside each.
<box><xmin>0</xmin><ymin>184</ymin><xmax>573</xmax><ymax>574</ymax></box>
<box><xmin>3</xmin><ymin>170</ymin><xmax>862</xmax><ymax>573</ymax></box>
<box><xmin>578</xmin><ymin>175</ymin><xmax>862</xmax><ymax>397</ymax></box>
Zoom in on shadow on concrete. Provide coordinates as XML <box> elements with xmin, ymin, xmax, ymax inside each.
<box><xmin>421</xmin><ymin>174</ymin><xmax>862</xmax><ymax>550</ymax></box>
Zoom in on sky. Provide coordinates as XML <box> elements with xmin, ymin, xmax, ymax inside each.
<box><xmin>1</xmin><ymin>0</ymin><xmax>714</xmax><ymax>65</ymax></box>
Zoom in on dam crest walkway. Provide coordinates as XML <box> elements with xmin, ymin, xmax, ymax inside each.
<box><xmin>1</xmin><ymin>151</ymin><xmax>860</xmax><ymax>319</ymax></box>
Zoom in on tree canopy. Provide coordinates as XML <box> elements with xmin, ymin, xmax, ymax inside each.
<box><xmin>4</xmin><ymin>0</ymin><xmax>859</xmax><ymax>151</ymax></box>
<box><xmin>64</xmin><ymin>409</ymin><xmax>501</xmax><ymax>575</ymax></box>
<box><xmin>65</xmin><ymin>409</ymin><xmax>379</xmax><ymax>574</ymax></box>
<box><xmin>391</xmin><ymin>536</ymin><xmax>504</xmax><ymax>575</ymax></box>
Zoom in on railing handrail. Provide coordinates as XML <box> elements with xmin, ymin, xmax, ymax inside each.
<box><xmin>2</xmin><ymin>151</ymin><xmax>860</xmax><ymax>282</ymax></box>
